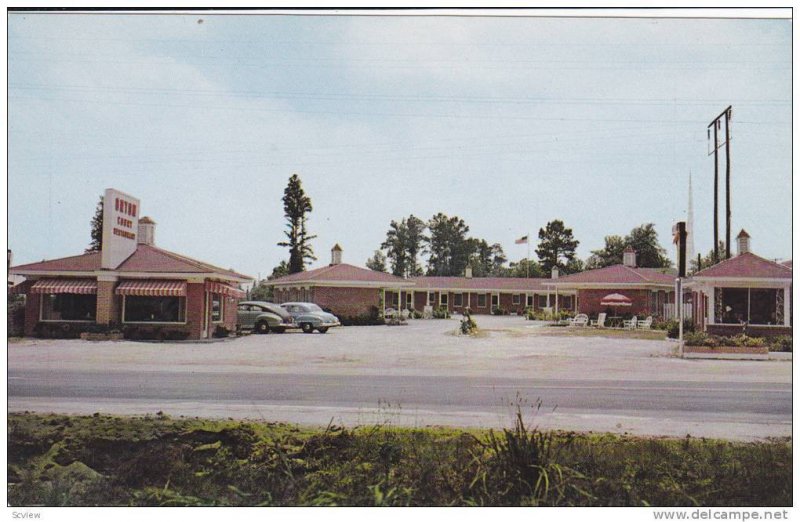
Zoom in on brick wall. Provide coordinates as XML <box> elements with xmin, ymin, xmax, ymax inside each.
<box><xmin>186</xmin><ymin>282</ymin><xmax>205</xmax><ymax>339</ymax></box>
<box><xmin>314</xmin><ymin>286</ymin><xmax>381</xmax><ymax>318</ymax></box>
<box><xmin>577</xmin><ymin>289</ymin><xmax>652</xmax><ymax>317</ymax></box>
<box><xmin>96</xmin><ymin>280</ymin><xmax>120</xmax><ymax>325</ymax></box>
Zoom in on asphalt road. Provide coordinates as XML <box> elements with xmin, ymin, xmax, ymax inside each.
<box><xmin>9</xmin><ymin>368</ymin><xmax>791</xmax><ymax>440</ymax></box>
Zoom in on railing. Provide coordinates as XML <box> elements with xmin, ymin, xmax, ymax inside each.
<box><xmin>662</xmin><ymin>303</ymin><xmax>693</xmax><ymax>321</ymax></box>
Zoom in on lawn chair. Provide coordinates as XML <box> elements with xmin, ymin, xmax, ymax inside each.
<box><xmin>637</xmin><ymin>316</ymin><xmax>653</xmax><ymax>330</ymax></box>
<box><xmin>384</xmin><ymin>307</ymin><xmax>397</xmax><ymax>319</ymax></box>
<box><xmin>590</xmin><ymin>312</ymin><xmax>607</xmax><ymax>328</ymax></box>
<box><xmin>623</xmin><ymin>316</ymin><xmax>638</xmax><ymax>329</ymax></box>
<box><xmin>568</xmin><ymin>314</ymin><xmax>589</xmax><ymax>327</ymax></box>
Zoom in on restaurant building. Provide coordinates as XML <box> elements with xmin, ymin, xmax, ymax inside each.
<box><xmin>9</xmin><ymin>188</ymin><xmax>252</xmax><ymax>340</ymax></box>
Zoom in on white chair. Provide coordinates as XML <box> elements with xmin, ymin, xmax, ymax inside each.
<box><xmin>637</xmin><ymin>316</ymin><xmax>653</xmax><ymax>330</ymax></box>
<box><xmin>568</xmin><ymin>314</ymin><xmax>589</xmax><ymax>327</ymax></box>
<box><xmin>623</xmin><ymin>316</ymin><xmax>638</xmax><ymax>329</ymax></box>
<box><xmin>423</xmin><ymin>305</ymin><xmax>434</xmax><ymax>319</ymax></box>
<box><xmin>590</xmin><ymin>313</ymin><xmax>607</xmax><ymax>328</ymax></box>
<box><xmin>401</xmin><ymin>309</ymin><xmax>411</xmax><ymax>319</ymax></box>
<box><xmin>384</xmin><ymin>307</ymin><xmax>397</xmax><ymax>319</ymax></box>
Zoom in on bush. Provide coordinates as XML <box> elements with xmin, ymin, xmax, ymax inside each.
<box><xmin>339</xmin><ymin>306</ymin><xmax>383</xmax><ymax>326</ymax></box>
<box><xmin>683</xmin><ymin>331</ymin><xmax>719</xmax><ymax>347</ymax></box>
<box><xmin>726</xmin><ymin>334</ymin><xmax>765</xmax><ymax>348</ymax></box>
<box><xmin>432</xmin><ymin>306</ymin><xmax>450</xmax><ymax>319</ymax></box>
<box><xmin>34</xmin><ymin>322</ymin><xmax>83</xmax><ymax>339</ymax></box>
<box><xmin>768</xmin><ymin>335</ymin><xmax>792</xmax><ymax>352</ymax></box>
<box><xmin>459</xmin><ymin>313</ymin><xmax>477</xmax><ymax>335</ymax></box>
<box><xmin>7</xmin><ymin>297</ymin><xmax>25</xmax><ymax>337</ymax></box>
<box><xmin>491</xmin><ymin>307</ymin><xmax>508</xmax><ymax>316</ymax></box>
<box><xmin>213</xmin><ymin>325</ymin><xmax>230</xmax><ymax>338</ymax></box>
<box><xmin>657</xmin><ymin>319</ymin><xmax>694</xmax><ymax>339</ymax></box>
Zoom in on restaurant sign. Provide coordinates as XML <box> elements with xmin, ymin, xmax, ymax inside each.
<box><xmin>101</xmin><ymin>188</ymin><xmax>140</xmax><ymax>269</ymax></box>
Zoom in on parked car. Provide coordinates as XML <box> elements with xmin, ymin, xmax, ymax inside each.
<box><xmin>280</xmin><ymin>302</ymin><xmax>341</xmax><ymax>334</ymax></box>
<box><xmin>237</xmin><ymin>301</ymin><xmax>295</xmax><ymax>334</ymax></box>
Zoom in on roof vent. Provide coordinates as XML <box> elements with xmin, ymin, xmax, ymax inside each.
<box><xmin>623</xmin><ymin>246</ymin><xmax>637</xmax><ymax>267</ymax></box>
<box><xmin>551</xmin><ymin>266</ymin><xmax>559</xmax><ymax>279</ymax></box>
<box><xmin>465</xmin><ymin>266</ymin><xmax>473</xmax><ymax>278</ymax></box>
<box><xmin>736</xmin><ymin>229</ymin><xmax>750</xmax><ymax>256</ymax></box>
<box><xmin>137</xmin><ymin>216</ymin><xmax>156</xmax><ymax>246</ymax></box>
<box><xmin>331</xmin><ymin>243</ymin><xmax>343</xmax><ymax>265</ymax></box>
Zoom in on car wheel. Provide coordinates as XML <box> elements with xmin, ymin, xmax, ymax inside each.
<box><xmin>255</xmin><ymin>321</ymin><xmax>270</xmax><ymax>334</ymax></box>
<box><xmin>317</xmin><ymin>327</ymin><xmax>329</xmax><ymax>334</ymax></box>
<box><xmin>301</xmin><ymin>323</ymin><xmax>314</xmax><ymax>334</ymax></box>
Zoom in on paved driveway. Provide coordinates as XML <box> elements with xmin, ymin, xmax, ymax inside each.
<box><xmin>8</xmin><ymin>316</ymin><xmax>792</xmax><ymax>440</ymax></box>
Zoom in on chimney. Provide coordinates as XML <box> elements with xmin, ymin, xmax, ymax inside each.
<box><xmin>465</xmin><ymin>266</ymin><xmax>473</xmax><ymax>278</ymax></box>
<box><xmin>331</xmin><ymin>243</ymin><xmax>343</xmax><ymax>265</ymax></box>
<box><xmin>736</xmin><ymin>229</ymin><xmax>750</xmax><ymax>256</ymax></box>
<box><xmin>137</xmin><ymin>216</ymin><xmax>156</xmax><ymax>246</ymax></box>
<box><xmin>623</xmin><ymin>246</ymin><xmax>637</xmax><ymax>267</ymax></box>
<box><xmin>551</xmin><ymin>266</ymin><xmax>559</xmax><ymax>279</ymax></box>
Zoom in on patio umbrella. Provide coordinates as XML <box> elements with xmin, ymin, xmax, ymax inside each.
<box><xmin>599</xmin><ymin>293</ymin><xmax>632</xmax><ymax>307</ymax></box>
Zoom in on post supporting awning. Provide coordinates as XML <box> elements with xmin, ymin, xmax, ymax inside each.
<box><xmin>116</xmin><ymin>280</ymin><xmax>187</xmax><ymax>297</ymax></box>
<box><xmin>30</xmin><ymin>278</ymin><xmax>98</xmax><ymax>294</ymax></box>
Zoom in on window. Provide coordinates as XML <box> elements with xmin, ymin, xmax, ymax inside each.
<box><xmin>124</xmin><ymin>296</ymin><xmax>186</xmax><ymax>323</ymax></box>
<box><xmin>477</xmin><ymin>294</ymin><xmax>487</xmax><ymax>308</ymax></box>
<box><xmin>440</xmin><ymin>293</ymin><xmax>449</xmax><ymax>305</ymax></box>
<box><xmin>512</xmin><ymin>294</ymin><xmax>521</xmax><ymax>305</ymax></box>
<box><xmin>561</xmin><ymin>296</ymin><xmax>573</xmax><ymax>309</ymax></box>
<box><xmin>428</xmin><ymin>292</ymin><xmax>436</xmax><ymax>305</ymax></box>
<box><xmin>211</xmin><ymin>293</ymin><xmax>223</xmax><ymax>322</ymax></box>
<box><xmin>237</xmin><ymin>304</ymin><xmax>250</xmax><ymax>312</ymax></box>
<box><xmin>41</xmin><ymin>293</ymin><xmax>97</xmax><ymax>321</ymax></box>
<box><xmin>491</xmin><ymin>294</ymin><xmax>499</xmax><ymax>308</ymax></box>
<box><xmin>453</xmin><ymin>293</ymin><xmax>463</xmax><ymax>307</ymax></box>
<box><xmin>527</xmin><ymin>295</ymin><xmax>534</xmax><ymax>307</ymax></box>
<box><xmin>717</xmin><ymin>288</ymin><xmax>780</xmax><ymax>325</ymax></box>
<box><xmin>406</xmin><ymin>292</ymin><xmax>412</xmax><ymax>308</ymax></box>
<box><xmin>537</xmin><ymin>295</ymin><xmax>549</xmax><ymax>308</ymax></box>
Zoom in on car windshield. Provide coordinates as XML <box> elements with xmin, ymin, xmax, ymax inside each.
<box><xmin>304</xmin><ymin>304</ymin><xmax>323</xmax><ymax>312</ymax></box>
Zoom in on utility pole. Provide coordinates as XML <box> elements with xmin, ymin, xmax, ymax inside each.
<box><xmin>707</xmin><ymin>106</ymin><xmax>733</xmax><ymax>262</ymax></box>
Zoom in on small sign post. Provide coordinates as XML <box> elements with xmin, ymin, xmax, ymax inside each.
<box><xmin>672</xmin><ymin>221</ymin><xmax>688</xmax><ymax>356</ymax></box>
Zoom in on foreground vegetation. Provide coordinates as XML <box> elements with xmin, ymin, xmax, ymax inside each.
<box><xmin>8</xmin><ymin>412</ymin><xmax>791</xmax><ymax>507</ymax></box>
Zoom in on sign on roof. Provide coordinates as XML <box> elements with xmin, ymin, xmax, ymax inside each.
<box><xmin>101</xmin><ymin>188</ymin><xmax>140</xmax><ymax>269</ymax></box>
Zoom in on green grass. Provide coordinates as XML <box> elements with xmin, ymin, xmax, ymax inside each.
<box><xmin>7</xmin><ymin>412</ymin><xmax>791</xmax><ymax>507</ymax></box>
<box><xmin>537</xmin><ymin>326</ymin><xmax>668</xmax><ymax>341</ymax></box>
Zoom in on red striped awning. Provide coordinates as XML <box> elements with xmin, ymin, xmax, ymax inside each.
<box><xmin>116</xmin><ymin>280</ymin><xmax>186</xmax><ymax>297</ymax></box>
<box><xmin>30</xmin><ymin>278</ymin><xmax>97</xmax><ymax>295</ymax></box>
<box><xmin>206</xmin><ymin>281</ymin><xmax>245</xmax><ymax>299</ymax></box>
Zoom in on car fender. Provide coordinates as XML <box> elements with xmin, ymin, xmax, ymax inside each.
<box><xmin>295</xmin><ymin>313</ymin><xmax>321</xmax><ymax>326</ymax></box>
<box><xmin>255</xmin><ymin>312</ymin><xmax>282</xmax><ymax>326</ymax></box>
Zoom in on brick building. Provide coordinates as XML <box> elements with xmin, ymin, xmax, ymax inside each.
<box><xmin>546</xmin><ymin>247</ymin><xmax>676</xmax><ymax>319</ymax></box>
<box><xmin>9</xmin><ymin>189</ymin><xmax>252</xmax><ymax>340</ymax></box>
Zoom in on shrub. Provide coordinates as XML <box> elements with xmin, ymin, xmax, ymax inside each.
<box><xmin>683</xmin><ymin>331</ymin><xmax>720</xmax><ymax>347</ymax></box>
<box><xmin>213</xmin><ymin>325</ymin><xmax>230</xmax><ymax>338</ymax></box>
<box><xmin>339</xmin><ymin>306</ymin><xmax>383</xmax><ymax>326</ymax></box>
<box><xmin>658</xmin><ymin>319</ymin><xmax>694</xmax><ymax>339</ymax></box>
<box><xmin>432</xmin><ymin>307</ymin><xmax>450</xmax><ymax>319</ymax></box>
<box><xmin>7</xmin><ymin>298</ymin><xmax>26</xmax><ymax>337</ymax></box>
<box><xmin>459</xmin><ymin>313</ymin><xmax>478</xmax><ymax>335</ymax></box>
<box><xmin>768</xmin><ymin>335</ymin><xmax>792</xmax><ymax>352</ymax></box>
<box><xmin>726</xmin><ymin>334</ymin><xmax>765</xmax><ymax>348</ymax></box>
<box><xmin>491</xmin><ymin>307</ymin><xmax>508</xmax><ymax>316</ymax></box>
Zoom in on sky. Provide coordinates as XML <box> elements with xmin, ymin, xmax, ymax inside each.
<box><xmin>7</xmin><ymin>11</ymin><xmax>792</xmax><ymax>280</ymax></box>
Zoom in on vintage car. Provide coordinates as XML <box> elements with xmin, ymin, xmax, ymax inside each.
<box><xmin>236</xmin><ymin>301</ymin><xmax>295</xmax><ymax>334</ymax></box>
<box><xmin>279</xmin><ymin>302</ymin><xmax>341</xmax><ymax>334</ymax></box>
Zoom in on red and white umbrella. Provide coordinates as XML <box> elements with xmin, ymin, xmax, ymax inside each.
<box><xmin>600</xmin><ymin>293</ymin><xmax>632</xmax><ymax>307</ymax></box>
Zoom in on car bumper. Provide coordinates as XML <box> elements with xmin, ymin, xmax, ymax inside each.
<box><xmin>318</xmin><ymin>321</ymin><xmax>341</xmax><ymax>328</ymax></box>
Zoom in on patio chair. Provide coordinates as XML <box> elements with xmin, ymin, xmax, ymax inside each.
<box><xmin>623</xmin><ymin>316</ymin><xmax>638</xmax><ymax>329</ymax></box>
<box><xmin>384</xmin><ymin>307</ymin><xmax>397</xmax><ymax>319</ymax></box>
<box><xmin>590</xmin><ymin>312</ymin><xmax>607</xmax><ymax>328</ymax></box>
<box><xmin>637</xmin><ymin>316</ymin><xmax>653</xmax><ymax>330</ymax></box>
<box><xmin>568</xmin><ymin>314</ymin><xmax>589</xmax><ymax>327</ymax></box>
<box><xmin>422</xmin><ymin>305</ymin><xmax>434</xmax><ymax>319</ymax></box>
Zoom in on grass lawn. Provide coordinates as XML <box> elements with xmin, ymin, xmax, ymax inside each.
<box><xmin>536</xmin><ymin>326</ymin><xmax>669</xmax><ymax>341</ymax></box>
<box><xmin>8</xmin><ymin>412</ymin><xmax>791</xmax><ymax>507</ymax></box>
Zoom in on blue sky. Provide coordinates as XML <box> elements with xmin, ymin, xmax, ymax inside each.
<box><xmin>8</xmin><ymin>12</ymin><xmax>792</xmax><ymax>278</ymax></box>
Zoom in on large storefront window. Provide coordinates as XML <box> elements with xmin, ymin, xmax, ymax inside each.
<box><xmin>41</xmin><ymin>294</ymin><xmax>97</xmax><ymax>321</ymax></box>
<box><xmin>124</xmin><ymin>296</ymin><xmax>186</xmax><ymax>323</ymax></box>
<box><xmin>211</xmin><ymin>293</ymin><xmax>223</xmax><ymax>322</ymax></box>
<box><xmin>717</xmin><ymin>288</ymin><xmax>780</xmax><ymax>325</ymax></box>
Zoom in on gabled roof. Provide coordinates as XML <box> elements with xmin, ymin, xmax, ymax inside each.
<box><xmin>410</xmin><ymin>276</ymin><xmax>549</xmax><ymax>292</ymax></box>
<box><xmin>547</xmin><ymin>264</ymin><xmax>676</xmax><ymax>286</ymax></box>
<box><xmin>10</xmin><ymin>244</ymin><xmax>252</xmax><ymax>281</ymax></box>
<box><xmin>693</xmin><ymin>252</ymin><xmax>792</xmax><ymax>280</ymax></box>
<box><xmin>270</xmin><ymin>263</ymin><xmax>411</xmax><ymax>286</ymax></box>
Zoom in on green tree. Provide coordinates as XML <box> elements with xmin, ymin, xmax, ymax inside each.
<box><xmin>86</xmin><ymin>196</ymin><xmax>104</xmax><ymax>253</ymax></box>
<box><xmin>505</xmin><ymin>258</ymin><xmax>545</xmax><ymax>278</ymax></box>
<box><xmin>470</xmin><ymin>240</ymin><xmax>508</xmax><ymax>277</ymax></box>
<box><xmin>535</xmin><ymin>220</ymin><xmax>579</xmax><ymax>273</ymax></box>
<box><xmin>626</xmin><ymin>223</ymin><xmax>671</xmax><ymax>268</ymax></box>
<box><xmin>249</xmin><ymin>261</ymin><xmax>290</xmax><ymax>301</ymax></box>
<box><xmin>425</xmin><ymin>213</ymin><xmax>473</xmax><ymax>276</ymax></box>
<box><xmin>277</xmin><ymin>174</ymin><xmax>317</xmax><ymax>274</ymax></box>
<box><xmin>587</xmin><ymin>224</ymin><xmax>672</xmax><ymax>269</ymax></box>
<box><xmin>404</xmin><ymin>215</ymin><xmax>427</xmax><ymax>277</ymax></box>
<box><xmin>690</xmin><ymin>241</ymin><xmax>726</xmax><ymax>274</ymax></box>
<box><xmin>366</xmin><ymin>250</ymin><xmax>388</xmax><ymax>273</ymax></box>
<box><xmin>381</xmin><ymin>219</ymin><xmax>409</xmax><ymax>277</ymax></box>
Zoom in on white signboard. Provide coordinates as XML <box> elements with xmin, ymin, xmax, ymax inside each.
<box><xmin>100</xmin><ymin>188</ymin><xmax>140</xmax><ymax>269</ymax></box>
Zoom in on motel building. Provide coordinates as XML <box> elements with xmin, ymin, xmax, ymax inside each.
<box><xmin>687</xmin><ymin>230</ymin><xmax>792</xmax><ymax>337</ymax></box>
<box><xmin>9</xmin><ymin>189</ymin><xmax>252</xmax><ymax>340</ymax></box>
<box><xmin>270</xmin><ymin>245</ymin><xmax>577</xmax><ymax>318</ymax></box>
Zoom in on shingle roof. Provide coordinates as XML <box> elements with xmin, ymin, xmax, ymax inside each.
<box><xmin>548</xmin><ymin>264</ymin><xmax>676</xmax><ymax>286</ymax></box>
<box><xmin>410</xmin><ymin>276</ymin><xmax>549</xmax><ymax>291</ymax></box>
<box><xmin>781</xmin><ymin>259</ymin><xmax>792</xmax><ymax>269</ymax></box>
<box><xmin>10</xmin><ymin>244</ymin><xmax>252</xmax><ymax>281</ymax></box>
<box><xmin>693</xmin><ymin>252</ymin><xmax>792</xmax><ymax>279</ymax></box>
<box><xmin>270</xmin><ymin>263</ymin><xmax>410</xmax><ymax>285</ymax></box>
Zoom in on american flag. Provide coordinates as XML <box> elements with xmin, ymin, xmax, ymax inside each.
<box><xmin>515</xmin><ymin>235</ymin><xmax>528</xmax><ymax>245</ymax></box>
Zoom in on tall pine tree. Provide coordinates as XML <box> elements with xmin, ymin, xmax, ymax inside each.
<box><xmin>277</xmin><ymin>174</ymin><xmax>317</xmax><ymax>274</ymax></box>
<box><xmin>86</xmin><ymin>196</ymin><xmax>104</xmax><ymax>253</ymax></box>
<box><xmin>535</xmin><ymin>219</ymin><xmax>579</xmax><ymax>273</ymax></box>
